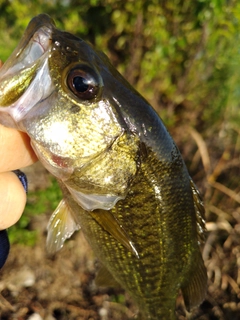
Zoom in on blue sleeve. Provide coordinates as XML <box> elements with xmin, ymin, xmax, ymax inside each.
<box><xmin>0</xmin><ymin>229</ymin><xmax>10</xmax><ymax>268</ymax></box>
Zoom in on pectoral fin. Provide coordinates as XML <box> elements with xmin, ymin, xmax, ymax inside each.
<box><xmin>47</xmin><ymin>199</ymin><xmax>80</xmax><ymax>253</ymax></box>
<box><xmin>90</xmin><ymin>210</ymin><xmax>139</xmax><ymax>258</ymax></box>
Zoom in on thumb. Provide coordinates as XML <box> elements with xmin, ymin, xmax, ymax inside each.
<box><xmin>0</xmin><ymin>172</ymin><xmax>26</xmax><ymax>229</ymax></box>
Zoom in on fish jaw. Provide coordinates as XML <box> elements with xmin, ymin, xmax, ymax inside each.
<box><xmin>0</xmin><ymin>16</ymin><xmax>54</xmax><ymax>129</ymax></box>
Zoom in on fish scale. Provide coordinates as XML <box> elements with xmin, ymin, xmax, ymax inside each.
<box><xmin>0</xmin><ymin>14</ymin><xmax>207</xmax><ymax>319</ymax></box>
<box><xmin>59</xmin><ymin>147</ymin><xmax>199</xmax><ymax>319</ymax></box>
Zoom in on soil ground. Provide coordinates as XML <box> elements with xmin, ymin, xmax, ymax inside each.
<box><xmin>1</xmin><ymin>163</ymin><xmax>240</xmax><ymax>320</ymax></box>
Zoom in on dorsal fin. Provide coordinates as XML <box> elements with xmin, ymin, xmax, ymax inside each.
<box><xmin>181</xmin><ymin>179</ymin><xmax>207</xmax><ymax>310</ymax></box>
<box><xmin>181</xmin><ymin>250</ymin><xmax>207</xmax><ymax>310</ymax></box>
<box><xmin>190</xmin><ymin>179</ymin><xmax>206</xmax><ymax>244</ymax></box>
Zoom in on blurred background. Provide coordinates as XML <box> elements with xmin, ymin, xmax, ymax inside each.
<box><xmin>0</xmin><ymin>0</ymin><xmax>240</xmax><ymax>319</ymax></box>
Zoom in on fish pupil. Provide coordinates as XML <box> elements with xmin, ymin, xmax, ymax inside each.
<box><xmin>67</xmin><ymin>65</ymin><xmax>100</xmax><ymax>100</ymax></box>
<box><xmin>72</xmin><ymin>76</ymin><xmax>89</xmax><ymax>93</ymax></box>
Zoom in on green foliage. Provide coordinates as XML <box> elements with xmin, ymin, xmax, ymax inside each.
<box><xmin>110</xmin><ymin>293</ymin><xmax>126</xmax><ymax>304</ymax></box>
<box><xmin>8</xmin><ymin>215</ymin><xmax>37</xmax><ymax>246</ymax></box>
<box><xmin>8</xmin><ymin>179</ymin><xmax>62</xmax><ymax>246</ymax></box>
<box><xmin>24</xmin><ymin>178</ymin><xmax>62</xmax><ymax>216</ymax></box>
<box><xmin>1</xmin><ymin>0</ymin><xmax>240</xmax><ymax>244</ymax></box>
<box><xmin>1</xmin><ymin>0</ymin><xmax>239</xmax><ymax>131</ymax></box>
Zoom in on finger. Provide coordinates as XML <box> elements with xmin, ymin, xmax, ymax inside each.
<box><xmin>0</xmin><ymin>125</ymin><xmax>37</xmax><ymax>172</ymax></box>
<box><xmin>0</xmin><ymin>172</ymin><xmax>26</xmax><ymax>229</ymax></box>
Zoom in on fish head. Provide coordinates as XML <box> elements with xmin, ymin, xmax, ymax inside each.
<box><xmin>0</xmin><ymin>14</ymin><xmax>141</xmax><ymax>211</ymax></box>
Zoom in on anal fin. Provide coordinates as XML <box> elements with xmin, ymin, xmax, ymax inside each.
<box><xmin>95</xmin><ymin>265</ymin><xmax>121</xmax><ymax>288</ymax></box>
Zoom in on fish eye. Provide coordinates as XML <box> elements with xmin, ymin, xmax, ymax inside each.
<box><xmin>67</xmin><ymin>65</ymin><xmax>100</xmax><ymax>100</ymax></box>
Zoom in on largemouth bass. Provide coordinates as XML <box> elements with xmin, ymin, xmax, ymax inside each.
<box><xmin>0</xmin><ymin>14</ymin><xmax>207</xmax><ymax>319</ymax></box>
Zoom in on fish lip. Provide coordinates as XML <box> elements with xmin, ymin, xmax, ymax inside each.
<box><xmin>0</xmin><ymin>14</ymin><xmax>56</xmax><ymax>82</ymax></box>
<box><xmin>31</xmin><ymin>26</ymin><xmax>52</xmax><ymax>56</ymax></box>
<box><xmin>0</xmin><ymin>26</ymin><xmax>52</xmax><ymax>81</ymax></box>
<box><xmin>0</xmin><ymin>20</ymin><xmax>55</xmax><ymax>126</ymax></box>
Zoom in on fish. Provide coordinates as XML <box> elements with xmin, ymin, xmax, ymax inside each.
<box><xmin>0</xmin><ymin>14</ymin><xmax>207</xmax><ymax>319</ymax></box>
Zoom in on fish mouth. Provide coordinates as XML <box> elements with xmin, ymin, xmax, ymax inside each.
<box><xmin>0</xmin><ymin>26</ymin><xmax>51</xmax><ymax>80</ymax></box>
<box><xmin>0</xmin><ymin>14</ymin><xmax>55</xmax><ymax>128</ymax></box>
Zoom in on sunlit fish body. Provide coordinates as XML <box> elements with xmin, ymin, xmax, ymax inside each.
<box><xmin>0</xmin><ymin>14</ymin><xmax>207</xmax><ymax>319</ymax></box>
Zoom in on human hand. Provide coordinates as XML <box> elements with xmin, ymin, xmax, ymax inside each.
<box><xmin>0</xmin><ymin>125</ymin><xmax>37</xmax><ymax>229</ymax></box>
